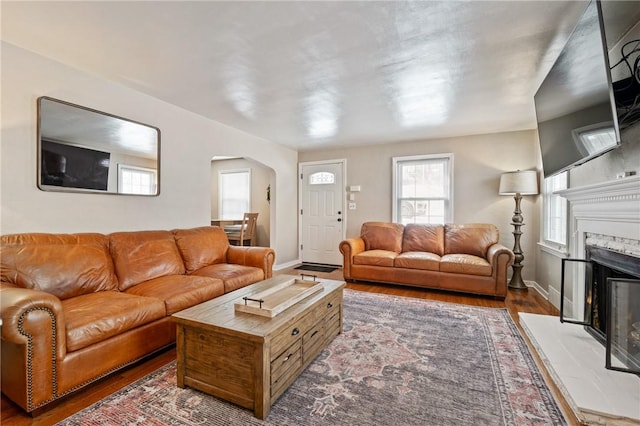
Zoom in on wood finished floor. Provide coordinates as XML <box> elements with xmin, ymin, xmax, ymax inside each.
<box><xmin>1</xmin><ymin>267</ymin><xmax>580</xmax><ymax>426</ymax></box>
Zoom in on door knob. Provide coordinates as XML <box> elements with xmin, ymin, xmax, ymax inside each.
<box><xmin>337</xmin><ymin>218</ymin><xmax>342</xmax><ymax>222</ymax></box>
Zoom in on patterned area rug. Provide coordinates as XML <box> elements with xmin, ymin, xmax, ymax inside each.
<box><xmin>57</xmin><ymin>290</ymin><xmax>566</xmax><ymax>425</ymax></box>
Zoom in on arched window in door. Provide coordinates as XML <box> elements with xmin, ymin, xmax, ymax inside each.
<box><xmin>309</xmin><ymin>171</ymin><xmax>335</xmax><ymax>185</ymax></box>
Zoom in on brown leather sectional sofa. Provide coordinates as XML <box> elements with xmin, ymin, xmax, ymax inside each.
<box><xmin>340</xmin><ymin>222</ymin><xmax>514</xmax><ymax>298</ymax></box>
<box><xmin>0</xmin><ymin>226</ymin><xmax>275</xmax><ymax>413</ymax></box>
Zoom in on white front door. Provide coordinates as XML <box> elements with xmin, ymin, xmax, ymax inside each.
<box><xmin>299</xmin><ymin>161</ymin><xmax>345</xmax><ymax>265</ymax></box>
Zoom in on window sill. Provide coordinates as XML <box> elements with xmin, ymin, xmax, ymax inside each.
<box><xmin>537</xmin><ymin>241</ymin><xmax>569</xmax><ymax>258</ymax></box>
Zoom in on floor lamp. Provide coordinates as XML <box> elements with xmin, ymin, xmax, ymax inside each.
<box><xmin>499</xmin><ymin>170</ymin><xmax>539</xmax><ymax>291</ymax></box>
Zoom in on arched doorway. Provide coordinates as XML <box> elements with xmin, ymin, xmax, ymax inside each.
<box><xmin>211</xmin><ymin>156</ymin><xmax>274</xmax><ymax>247</ymax></box>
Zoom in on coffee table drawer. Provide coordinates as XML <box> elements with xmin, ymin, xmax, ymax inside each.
<box><xmin>271</xmin><ymin>312</ymin><xmax>315</xmax><ymax>359</ymax></box>
<box><xmin>323</xmin><ymin>293</ymin><xmax>341</xmax><ymax>318</ymax></box>
<box><xmin>271</xmin><ymin>342</ymin><xmax>302</xmax><ymax>400</ymax></box>
<box><xmin>302</xmin><ymin>321</ymin><xmax>325</xmax><ymax>362</ymax></box>
<box><xmin>325</xmin><ymin>309</ymin><xmax>341</xmax><ymax>340</ymax></box>
<box><xmin>271</xmin><ymin>340</ymin><xmax>301</xmax><ymax>384</ymax></box>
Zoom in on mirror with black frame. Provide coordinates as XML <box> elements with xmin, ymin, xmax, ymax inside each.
<box><xmin>37</xmin><ymin>96</ymin><xmax>160</xmax><ymax>195</ymax></box>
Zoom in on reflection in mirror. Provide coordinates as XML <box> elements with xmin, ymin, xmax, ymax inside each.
<box><xmin>37</xmin><ymin>97</ymin><xmax>160</xmax><ymax>195</ymax></box>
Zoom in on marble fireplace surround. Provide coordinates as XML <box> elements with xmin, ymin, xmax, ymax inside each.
<box><xmin>521</xmin><ymin>176</ymin><xmax>640</xmax><ymax>425</ymax></box>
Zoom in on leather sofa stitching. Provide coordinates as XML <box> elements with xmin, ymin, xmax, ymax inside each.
<box><xmin>18</xmin><ymin>306</ymin><xmax>57</xmax><ymax>411</ymax></box>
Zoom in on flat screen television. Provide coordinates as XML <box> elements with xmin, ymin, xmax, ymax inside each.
<box><xmin>41</xmin><ymin>140</ymin><xmax>110</xmax><ymax>191</ymax></box>
<box><xmin>534</xmin><ymin>0</ymin><xmax>621</xmax><ymax>178</ymax></box>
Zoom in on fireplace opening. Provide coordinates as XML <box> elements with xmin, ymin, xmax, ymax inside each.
<box><xmin>585</xmin><ymin>246</ymin><xmax>640</xmax><ymax>345</ymax></box>
<box><xmin>587</xmin><ymin>246</ymin><xmax>640</xmax><ymax>374</ymax></box>
<box><xmin>561</xmin><ymin>245</ymin><xmax>640</xmax><ymax>375</ymax></box>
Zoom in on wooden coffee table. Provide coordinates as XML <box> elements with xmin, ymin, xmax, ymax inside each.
<box><xmin>172</xmin><ymin>275</ymin><xmax>345</xmax><ymax>419</ymax></box>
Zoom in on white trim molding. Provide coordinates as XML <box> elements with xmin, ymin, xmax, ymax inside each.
<box><xmin>556</xmin><ymin>175</ymin><xmax>640</xmax><ymax>316</ymax></box>
<box><xmin>274</xmin><ymin>259</ymin><xmax>302</xmax><ymax>271</ymax></box>
<box><xmin>537</xmin><ymin>241</ymin><xmax>569</xmax><ymax>258</ymax></box>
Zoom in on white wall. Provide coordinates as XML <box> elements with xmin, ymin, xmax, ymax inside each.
<box><xmin>299</xmin><ymin>130</ymin><xmax>541</xmax><ymax>282</ymax></box>
<box><xmin>0</xmin><ymin>42</ymin><xmax>299</xmax><ymax>266</ymax></box>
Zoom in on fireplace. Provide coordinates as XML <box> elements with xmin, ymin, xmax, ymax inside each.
<box><xmin>561</xmin><ymin>245</ymin><xmax>640</xmax><ymax>375</ymax></box>
<box><xmin>520</xmin><ymin>176</ymin><xmax>640</xmax><ymax>425</ymax></box>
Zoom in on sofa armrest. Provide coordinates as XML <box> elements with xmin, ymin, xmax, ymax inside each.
<box><xmin>1</xmin><ymin>283</ymin><xmax>66</xmax><ymax>411</ymax></box>
<box><xmin>226</xmin><ymin>246</ymin><xmax>276</xmax><ymax>279</ymax></box>
<box><xmin>486</xmin><ymin>244</ymin><xmax>515</xmax><ymax>298</ymax></box>
<box><xmin>339</xmin><ymin>237</ymin><xmax>366</xmax><ymax>280</ymax></box>
<box><xmin>487</xmin><ymin>243</ymin><xmax>515</xmax><ymax>267</ymax></box>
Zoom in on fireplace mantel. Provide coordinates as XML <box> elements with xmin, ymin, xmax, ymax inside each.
<box><xmin>556</xmin><ymin>176</ymin><xmax>640</xmax><ymax>231</ymax></box>
<box><xmin>556</xmin><ymin>175</ymin><xmax>640</xmax><ymax>204</ymax></box>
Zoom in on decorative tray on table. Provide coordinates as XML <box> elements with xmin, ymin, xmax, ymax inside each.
<box><xmin>234</xmin><ymin>276</ymin><xmax>323</xmax><ymax>318</ymax></box>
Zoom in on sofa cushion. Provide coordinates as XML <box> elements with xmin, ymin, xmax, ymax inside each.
<box><xmin>125</xmin><ymin>275</ymin><xmax>225</xmax><ymax>315</ymax></box>
<box><xmin>0</xmin><ymin>233</ymin><xmax>118</xmax><ymax>300</ymax></box>
<box><xmin>440</xmin><ymin>254</ymin><xmax>492</xmax><ymax>276</ymax></box>
<box><xmin>353</xmin><ymin>250</ymin><xmax>398</xmax><ymax>267</ymax></box>
<box><xmin>172</xmin><ymin>227</ymin><xmax>229</xmax><ymax>273</ymax></box>
<box><xmin>394</xmin><ymin>252</ymin><xmax>441</xmax><ymax>271</ymax></box>
<box><xmin>361</xmin><ymin>222</ymin><xmax>404</xmax><ymax>253</ymax></box>
<box><xmin>62</xmin><ymin>291</ymin><xmax>166</xmax><ymax>352</ymax></box>
<box><xmin>190</xmin><ymin>263</ymin><xmax>265</xmax><ymax>293</ymax></box>
<box><xmin>444</xmin><ymin>223</ymin><xmax>499</xmax><ymax>258</ymax></box>
<box><xmin>109</xmin><ymin>230</ymin><xmax>186</xmax><ymax>291</ymax></box>
<box><xmin>402</xmin><ymin>224</ymin><xmax>445</xmax><ymax>255</ymax></box>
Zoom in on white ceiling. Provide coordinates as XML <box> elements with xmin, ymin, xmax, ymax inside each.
<box><xmin>3</xmin><ymin>1</ymin><xmax>639</xmax><ymax>152</ymax></box>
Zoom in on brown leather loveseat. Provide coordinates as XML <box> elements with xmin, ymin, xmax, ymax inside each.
<box><xmin>0</xmin><ymin>226</ymin><xmax>275</xmax><ymax>413</ymax></box>
<box><xmin>340</xmin><ymin>222</ymin><xmax>514</xmax><ymax>298</ymax></box>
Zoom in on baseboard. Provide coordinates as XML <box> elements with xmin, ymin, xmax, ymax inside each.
<box><xmin>547</xmin><ymin>285</ymin><xmax>572</xmax><ymax>317</ymax></box>
<box><xmin>526</xmin><ymin>280</ymin><xmax>548</xmax><ymax>300</ymax></box>
<box><xmin>524</xmin><ymin>280</ymin><xmax>571</xmax><ymax>314</ymax></box>
<box><xmin>273</xmin><ymin>259</ymin><xmax>301</xmax><ymax>271</ymax></box>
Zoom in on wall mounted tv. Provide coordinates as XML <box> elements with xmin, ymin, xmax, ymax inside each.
<box><xmin>535</xmin><ymin>0</ymin><xmax>621</xmax><ymax>178</ymax></box>
<box><xmin>41</xmin><ymin>140</ymin><xmax>110</xmax><ymax>191</ymax></box>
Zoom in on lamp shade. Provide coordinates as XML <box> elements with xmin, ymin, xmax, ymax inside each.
<box><xmin>499</xmin><ymin>170</ymin><xmax>539</xmax><ymax>195</ymax></box>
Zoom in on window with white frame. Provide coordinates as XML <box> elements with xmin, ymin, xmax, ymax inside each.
<box><xmin>392</xmin><ymin>154</ymin><xmax>453</xmax><ymax>225</ymax></box>
<box><xmin>218</xmin><ymin>169</ymin><xmax>251</xmax><ymax>219</ymax></box>
<box><xmin>117</xmin><ymin>164</ymin><xmax>157</xmax><ymax>195</ymax></box>
<box><xmin>543</xmin><ymin>171</ymin><xmax>568</xmax><ymax>247</ymax></box>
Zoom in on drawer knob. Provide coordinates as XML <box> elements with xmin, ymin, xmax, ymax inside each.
<box><xmin>327</xmin><ymin>302</ymin><xmax>333</xmax><ymax>308</ymax></box>
<box><xmin>291</xmin><ymin>327</ymin><xmax>300</xmax><ymax>336</ymax></box>
<box><xmin>283</xmin><ymin>353</ymin><xmax>292</xmax><ymax>362</ymax></box>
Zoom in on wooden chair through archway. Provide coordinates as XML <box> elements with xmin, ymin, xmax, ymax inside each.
<box><xmin>225</xmin><ymin>212</ymin><xmax>258</xmax><ymax>246</ymax></box>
